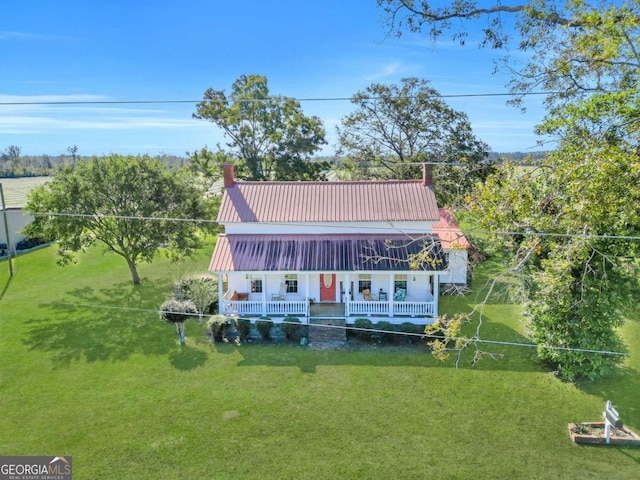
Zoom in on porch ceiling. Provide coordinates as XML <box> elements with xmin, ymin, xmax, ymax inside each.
<box><xmin>209</xmin><ymin>234</ymin><xmax>445</xmax><ymax>273</ymax></box>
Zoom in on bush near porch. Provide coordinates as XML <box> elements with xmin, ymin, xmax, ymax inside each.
<box><xmin>1</xmin><ymin>242</ymin><xmax>639</xmax><ymax>479</ymax></box>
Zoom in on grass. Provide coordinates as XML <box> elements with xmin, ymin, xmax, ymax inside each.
<box><xmin>1</xmin><ymin>243</ymin><xmax>640</xmax><ymax>479</ymax></box>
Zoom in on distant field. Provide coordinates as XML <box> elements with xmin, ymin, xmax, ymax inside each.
<box><xmin>0</xmin><ymin>176</ymin><xmax>50</xmax><ymax>207</ymax></box>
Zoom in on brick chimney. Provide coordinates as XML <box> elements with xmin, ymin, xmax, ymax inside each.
<box><xmin>422</xmin><ymin>163</ymin><xmax>433</xmax><ymax>187</ymax></box>
<box><xmin>223</xmin><ymin>163</ymin><xmax>235</xmax><ymax>188</ymax></box>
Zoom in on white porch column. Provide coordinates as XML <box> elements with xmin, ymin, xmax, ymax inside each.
<box><xmin>305</xmin><ymin>273</ymin><xmax>310</xmax><ymax>318</ymax></box>
<box><xmin>344</xmin><ymin>273</ymin><xmax>350</xmax><ymax>317</ymax></box>
<box><xmin>261</xmin><ymin>273</ymin><xmax>267</xmax><ymax>316</ymax></box>
<box><xmin>433</xmin><ymin>274</ymin><xmax>440</xmax><ymax>318</ymax></box>
<box><xmin>218</xmin><ymin>273</ymin><xmax>224</xmax><ymax>313</ymax></box>
<box><xmin>388</xmin><ymin>273</ymin><xmax>395</xmax><ymax>317</ymax></box>
<box><xmin>305</xmin><ymin>273</ymin><xmax>310</xmax><ymax>299</ymax></box>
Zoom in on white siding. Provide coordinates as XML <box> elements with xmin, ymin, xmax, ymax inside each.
<box><xmin>442</xmin><ymin>249</ymin><xmax>468</xmax><ymax>285</ymax></box>
<box><xmin>222</xmin><ymin>221</ymin><xmax>436</xmax><ymax>235</ymax></box>
<box><xmin>0</xmin><ymin>209</ymin><xmax>33</xmax><ymax>251</ymax></box>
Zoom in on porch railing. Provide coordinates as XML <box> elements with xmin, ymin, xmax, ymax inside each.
<box><xmin>266</xmin><ymin>300</ymin><xmax>307</xmax><ymax>316</ymax></box>
<box><xmin>223</xmin><ymin>300</ymin><xmax>307</xmax><ymax>317</ymax></box>
<box><xmin>346</xmin><ymin>301</ymin><xmax>435</xmax><ymax>318</ymax></box>
<box><xmin>223</xmin><ymin>299</ymin><xmax>434</xmax><ymax>319</ymax></box>
<box><xmin>392</xmin><ymin>301</ymin><xmax>435</xmax><ymax>317</ymax></box>
<box><xmin>347</xmin><ymin>301</ymin><xmax>390</xmax><ymax>316</ymax></box>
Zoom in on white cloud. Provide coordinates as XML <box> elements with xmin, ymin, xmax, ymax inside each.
<box><xmin>0</xmin><ymin>93</ymin><xmax>207</xmax><ymax>134</ymax></box>
<box><xmin>0</xmin><ymin>31</ymin><xmax>40</xmax><ymax>40</ymax></box>
<box><xmin>0</xmin><ymin>115</ymin><xmax>202</xmax><ymax>134</ymax></box>
<box><xmin>364</xmin><ymin>62</ymin><xmax>402</xmax><ymax>80</ymax></box>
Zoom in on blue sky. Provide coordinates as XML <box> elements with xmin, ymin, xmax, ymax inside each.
<box><xmin>1</xmin><ymin>0</ymin><xmax>547</xmax><ymax>157</ymax></box>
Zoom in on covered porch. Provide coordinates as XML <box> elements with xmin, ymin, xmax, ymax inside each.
<box><xmin>218</xmin><ymin>270</ymin><xmax>441</xmax><ymax>324</ymax></box>
<box><xmin>210</xmin><ymin>234</ymin><xmax>446</xmax><ymax>324</ymax></box>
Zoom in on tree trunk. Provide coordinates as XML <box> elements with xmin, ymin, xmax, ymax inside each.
<box><xmin>175</xmin><ymin>322</ymin><xmax>186</xmax><ymax>344</ymax></box>
<box><xmin>127</xmin><ymin>259</ymin><xmax>141</xmax><ymax>284</ymax></box>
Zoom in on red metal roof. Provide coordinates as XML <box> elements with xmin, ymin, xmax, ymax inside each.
<box><xmin>217</xmin><ymin>180</ymin><xmax>440</xmax><ymax>223</ymax></box>
<box><xmin>209</xmin><ymin>234</ymin><xmax>445</xmax><ymax>272</ymax></box>
<box><xmin>432</xmin><ymin>208</ymin><xmax>470</xmax><ymax>249</ymax></box>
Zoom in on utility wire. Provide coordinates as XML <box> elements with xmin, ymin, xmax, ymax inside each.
<box><xmin>25</xmin><ymin>210</ymin><xmax>640</xmax><ymax>242</ymax></box>
<box><xmin>46</xmin><ymin>301</ymin><xmax>627</xmax><ymax>357</ymax></box>
<box><xmin>0</xmin><ymin>90</ymin><xmax>573</xmax><ymax>107</ymax></box>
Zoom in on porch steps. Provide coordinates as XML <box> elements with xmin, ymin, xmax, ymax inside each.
<box><xmin>309</xmin><ymin>318</ymin><xmax>346</xmax><ymax>347</ymax></box>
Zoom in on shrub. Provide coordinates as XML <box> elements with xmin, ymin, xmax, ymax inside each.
<box><xmin>233</xmin><ymin>317</ymin><xmax>252</xmax><ymax>342</ymax></box>
<box><xmin>174</xmin><ymin>276</ymin><xmax>218</xmax><ymax>315</ymax></box>
<box><xmin>158</xmin><ymin>297</ymin><xmax>197</xmax><ymax>345</ymax></box>
<box><xmin>207</xmin><ymin>315</ymin><xmax>230</xmax><ymax>342</ymax></box>
<box><xmin>16</xmin><ymin>237</ymin><xmax>46</xmax><ymax>250</ymax></box>
<box><xmin>158</xmin><ymin>297</ymin><xmax>197</xmax><ymax>324</ymax></box>
<box><xmin>256</xmin><ymin>317</ymin><xmax>274</xmax><ymax>340</ymax></box>
<box><xmin>399</xmin><ymin>322</ymin><xmax>423</xmax><ymax>343</ymax></box>
<box><xmin>375</xmin><ymin>320</ymin><xmax>395</xmax><ymax>343</ymax></box>
<box><xmin>281</xmin><ymin>317</ymin><xmax>302</xmax><ymax>341</ymax></box>
<box><xmin>353</xmin><ymin>318</ymin><xmax>373</xmax><ymax>341</ymax></box>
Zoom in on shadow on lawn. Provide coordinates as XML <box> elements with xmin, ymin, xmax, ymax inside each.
<box><xmin>0</xmin><ymin>274</ymin><xmax>12</xmax><ymax>300</ymax></box>
<box><xmin>578</xmin><ymin>367</ymin><xmax>640</xmax><ymax>433</ymax></box>
<box><xmin>169</xmin><ymin>344</ymin><xmax>208</xmax><ymax>371</ymax></box>
<box><xmin>22</xmin><ymin>278</ymin><xmax>195</xmax><ymax>369</ymax></box>
<box><xmin>212</xmin><ymin>319</ymin><xmax>541</xmax><ymax>375</ymax></box>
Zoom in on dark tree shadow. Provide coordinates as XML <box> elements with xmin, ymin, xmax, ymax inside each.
<box><xmin>169</xmin><ymin>345</ymin><xmax>208</xmax><ymax>371</ymax></box>
<box><xmin>210</xmin><ymin>316</ymin><xmax>541</xmax><ymax>375</ymax></box>
<box><xmin>0</xmin><ymin>274</ymin><xmax>12</xmax><ymax>300</ymax></box>
<box><xmin>577</xmin><ymin>367</ymin><xmax>640</xmax><ymax>433</ymax></box>
<box><xmin>22</xmin><ymin>277</ymin><xmax>190</xmax><ymax>368</ymax></box>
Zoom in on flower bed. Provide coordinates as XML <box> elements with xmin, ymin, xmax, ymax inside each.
<box><xmin>568</xmin><ymin>422</ymin><xmax>640</xmax><ymax>446</ymax></box>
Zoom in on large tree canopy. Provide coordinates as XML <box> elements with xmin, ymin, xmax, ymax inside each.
<box><xmin>25</xmin><ymin>155</ymin><xmax>214</xmax><ymax>284</ymax></box>
<box><xmin>193</xmin><ymin>74</ymin><xmax>329</xmax><ymax>181</ymax></box>
<box><xmin>379</xmin><ymin>1</ymin><xmax>640</xmax><ymax>111</ymax></box>
<box><xmin>378</xmin><ymin>1</ymin><xmax>640</xmax><ymax>380</ymax></box>
<box><xmin>336</xmin><ymin>77</ymin><xmax>490</xmax><ymax>205</ymax></box>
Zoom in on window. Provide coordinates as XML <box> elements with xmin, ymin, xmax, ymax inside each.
<box><xmin>394</xmin><ymin>274</ymin><xmax>407</xmax><ymax>293</ymax></box>
<box><xmin>358</xmin><ymin>274</ymin><xmax>371</xmax><ymax>293</ymax></box>
<box><xmin>250</xmin><ymin>277</ymin><xmax>263</xmax><ymax>293</ymax></box>
<box><xmin>285</xmin><ymin>274</ymin><xmax>298</xmax><ymax>293</ymax></box>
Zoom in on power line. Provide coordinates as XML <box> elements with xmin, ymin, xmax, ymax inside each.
<box><xmin>44</xmin><ymin>301</ymin><xmax>627</xmax><ymax>357</ymax></box>
<box><xmin>0</xmin><ymin>90</ymin><xmax>565</xmax><ymax>107</ymax></box>
<box><xmin>27</xmin><ymin>211</ymin><xmax>640</xmax><ymax>242</ymax></box>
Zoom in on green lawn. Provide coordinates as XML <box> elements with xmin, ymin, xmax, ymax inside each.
<box><xmin>1</xmin><ymin>243</ymin><xmax>639</xmax><ymax>479</ymax></box>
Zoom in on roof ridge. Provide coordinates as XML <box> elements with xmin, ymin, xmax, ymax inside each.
<box><xmin>235</xmin><ymin>179</ymin><xmax>424</xmax><ymax>186</ymax></box>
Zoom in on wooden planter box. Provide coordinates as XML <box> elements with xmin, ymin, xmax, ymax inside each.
<box><xmin>568</xmin><ymin>422</ymin><xmax>640</xmax><ymax>446</ymax></box>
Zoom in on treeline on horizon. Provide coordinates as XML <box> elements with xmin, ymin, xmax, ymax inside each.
<box><xmin>0</xmin><ymin>146</ymin><xmax>550</xmax><ymax>178</ymax></box>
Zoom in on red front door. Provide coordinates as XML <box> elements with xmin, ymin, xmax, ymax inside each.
<box><xmin>320</xmin><ymin>274</ymin><xmax>336</xmax><ymax>301</ymax></box>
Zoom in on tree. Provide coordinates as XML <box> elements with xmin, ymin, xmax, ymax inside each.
<box><xmin>378</xmin><ymin>1</ymin><xmax>640</xmax><ymax>111</ymax></box>
<box><xmin>1</xmin><ymin>145</ymin><xmax>22</xmax><ymax>176</ymax></box>
<box><xmin>187</xmin><ymin>146</ymin><xmax>232</xmax><ymax>189</ymax></box>
<box><xmin>336</xmin><ymin>78</ymin><xmax>491</xmax><ymax>206</ymax></box>
<box><xmin>25</xmin><ymin>155</ymin><xmax>214</xmax><ymax>284</ymax></box>
<box><xmin>378</xmin><ymin>1</ymin><xmax>640</xmax><ymax>380</ymax></box>
<box><xmin>179</xmin><ymin>276</ymin><xmax>218</xmax><ymax>323</ymax></box>
<box><xmin>159</xmin><ymin>297</ymin><xmax>197</xmax><ymax>344</ymax></box>
<box><xmin>193</xmin><ymin>74</ymin><xmax>329</xmax><ymax>181</ymax></box>
<box><xmin>67</xmin><ymin>145</ymin><xmax>79</xmax><ymax>166</ymax></box>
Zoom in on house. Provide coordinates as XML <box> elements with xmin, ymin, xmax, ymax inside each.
<box><xmin>0</xmin><ymin>177</ymin><xmax>50</xmax><ymax>256</ymax></box>
<box><xmin>209</xmin><ymin>164</ymin><xmax>469</xmax><ymax>324</ymax></box>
